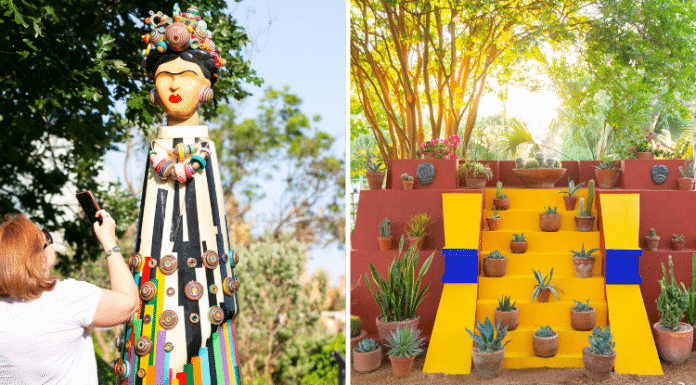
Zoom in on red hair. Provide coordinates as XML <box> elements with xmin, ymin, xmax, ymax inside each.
<box><xmin>0</xmin><ymin>214</ymin><xmax>57</xmax><ymax>300</ymax></box>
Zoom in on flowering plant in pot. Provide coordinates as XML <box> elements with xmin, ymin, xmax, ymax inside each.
<box><xmin>556</xmin><ymin>179</ymin><xmax>584</xmax><ymax>211</ymax></box>
<box><xmin>385</xmin><ymin>327</ymin><xmax>425</xmax><ymax>378</ymax></box>
<box><xmin>583</xmin><ymin>326</ymin><xmax>616</xmax><ymax>381</ymax></box>
<box><xmin>678</xmin><ymin>159</ymin><xmax>695</xmax><ymax>190</ymax></box>
<box><xmin>625</xmin><ymin>132</ymin><xmax>658</xmax><ymax>159</ymax></box>
<box><xmin>417</xmin><ymin>135</ymin><xmax>461</xmax><ymax>159</ymax></box>
<box><xmin>671</xmin><ymin>234</ymin><xmax>685</xmax><ymax>251</ymax></box>
<box><xmin>378</xmin><ymin>218</ymin><xmax>392</xmax><ymax>251</ymax></box>
<box><xmin>365</xmin><ymin>235</ymin><xmax>435</xmax><ymax>352</ymax></box>
<box><xmin>510</xmin><ymin>233</ymin><xmax>527</xmax><ymax>254</ymax></box>
<box><xmin>353</xmin><ymin>338</ymin><xmax>382</xmax><ymax>373</ymax></box>
<box><xmin>401</xmin><ymin>173</ymin><xmax>415</xmax><ymax>190</ymax></box>
<box><xmin>493</xmin><ymin>181</ymin><xmax>510</xmax><ymax>210</ymax></box>
<box><xmin>365</xmin><ymin>154</ymin><xmax>386</xmax><ymax>189</ymax></box>
<box><xmin>539</xmin><ymin>206</ymin><xmax>561</xmax><ymax>232</ymax></box>
<box><xmin>459</xmin><ymin>161</ymin><xmax>492</xmax><ymax>189</ymax></box>
<box><xmin>645</xmin><ymin>228</ymin><xmax>660</xmax><ymax>251</ymax></box>
<box><xmin>593</xmin><ymin>160</ymin><xmax>620</xmax><ymax>188</ymax></box>
<box><xmin>483</xmin><ymin>250</ymin><xmax>507</xmax><ymax>277</ymax></box>
<box><xmin>570</xmin><ymin>244</ymin><xmax>599</xmax><ymax>278</ymax></box>
<box><xmin>533</xmin><ymin>326</ymin><xmax>558</xmax><ymax>357</ymax></box>
<box><xmin>350</xmin><ymin>315</ymin><xmax>367</xmax><ymax>350</ymax></box>
<box><xmin>404</xmin><ymin>212</ymin><xmax>433</xmax><ymax>251</ymax></box>
<box><xmin>653</xmin><ymin>255</ymin><xmax>693</xmax><ymax>364</ymax></box>
<box><xmin>466</xmin><ymin>316</ymin><xmax>511</xmax><ymax>379</ymax></box>
<box><xmin>487</xmin><ymin>208</ymin><xmax>501</xmax><ymax>231</ymax></box>
<box><xmin>532</xmin><ymin>268</ymin><xmax>564</xmax><ymax>303</ymax></box>
<box><xmin>570</xmin><ymin>299</ymin><xmax>596</xmax><ymax>331</ymax></box>
<box><xmin>574</xmin><ymin>180</ymin><xmax>595</xmax><ymax>232</ymax></box>
<box><xmin>494</xmin><ymin>295</ymin><xmax>519</xmax><ymax>331</ymax></box>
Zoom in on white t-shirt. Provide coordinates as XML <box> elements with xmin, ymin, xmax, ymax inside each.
<box><xmin>0</xmin><ymin>279</ymin><xmax>102</xmax><ymax>385</ymax></box>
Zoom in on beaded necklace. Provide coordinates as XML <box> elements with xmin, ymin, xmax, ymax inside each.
<box><xmin>149</xmin><ymin>140</ymin><xmax>211</xmax><ymax>183</ymax></box>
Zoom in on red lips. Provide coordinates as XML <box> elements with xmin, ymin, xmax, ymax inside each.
<box><xmin>169</xmin><ymin>94</ymin><xmax>182</xmax><ymax>103</ymax></box>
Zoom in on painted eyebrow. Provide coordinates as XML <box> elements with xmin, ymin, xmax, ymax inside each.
<box><xmin>155</xmin><ymin>70</ymin><xmax>199</xmax><ymax>79</ymax></box>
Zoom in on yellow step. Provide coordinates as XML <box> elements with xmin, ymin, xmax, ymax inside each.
<box><xmin>479</xmin><ymin>252</ymin><xmax>604</xmax><ymax>277</ymax></box>
<box><xmin>502</xmin><ymin>352</ymin><xmax>583</xmax><ymax>368</ymax></box>
<box><xmin>475</xmin><ymin>300</ymin><xmax>608</xmax><ymax>329</ymax></box>
<box><xmin>481</xmin><ymin>230</ymin><xmax>599</xmax><ymax>254</ymax></box>
<box><xmin>482</xmin><ymin>209</ymin><xmax>596</xmax><ymax>231</ymax></box>
<box><xmin>478</xmin><ymin>276</ymin><xmax>606</xmax><ymax>301</ymax></box>
<box><xmin>484</xmin><ymin>188</ymin><xmax>595</xmax><ymax>212</ymax></box>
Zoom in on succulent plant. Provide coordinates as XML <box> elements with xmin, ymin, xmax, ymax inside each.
<box><xmin>515</xmin><ymin>157</ymin><xmax>524</xmax><ymax>169</ymax></box>
<box><xmin>672</xmin><ymin>234</ymin><xmax>685</xmax><ymax>241</ymax></box>
<box><xmin>366</xmin><ymin>154</ymin><xmax>384</xmax><ymax>172</ymax></box>
<box><xmin>578</xmin><ymin>198</ymin><xmax>592</xmax><ymax>218</ymax></box>
<box><xmin>534</xmin><ymin>152</ymin><xmax>545</xmax><ymax>166</ymax></box>
<box><xmin>497</xmin><ymin>295</ymin><xmax>516</xmax><ymax>312</ymax></box>
<box><xmin>532</xmin><ymin>268</ymin><xmax>564</xmax><ymax>301</ymax></box>
<box><xmin>512</xmin><ymin>233</ymin><xmax>525</xmax><ymax>242</ymax></box>
<box><xmin>535</xmin><ymin>326</ymin><xmax>556</xmax><ymax>338</ymax></box>
<box><xmin>491</xmin><ymin>208</ymin><xmax>500</xmax><ymax>218</ymax></box>
<box><xmin>571</xmin><ymin>244</ymin><xmax>599</xmax><ymax>259</ymax></box>
<box><xmin>588</xmin><ymin>326</ymin><xmax>616</xmax><ymax>355</ymax></box>
<box><xmin>586</xmin><ymin>180</ymin><xmax>595</xmax><ymax>212</ymax></box>
<box><xmin>351</xmin><ymin>315</ymin><xmax>362</xmax><ymax>338</ymax></box>
<box><xmin>487</xmin><ymin>250</ymin><xmax>504</xmax><ymax>259</ymax></box>
<box><xmin>466</xmin><ymin>316</ymin><xmax>511</xmax><ymax>353</ymax></box>
<box><xmin>649</xmin><ymin>228</ymin><xmax>657</xmax><ymax>238</ymax></box>
<box><xmin>524</xmin><ymin>159</ymin><xmax>540</xmax><ymax>169</ymax></box>
<box><xmin>557</xmin><ymin>179</ymin><xmax>584</xmax><ymax>197</ymax></box>
<box><xmin>573</xmin><ymin>299</ymin><xmax>593</xmax><ymax>312</ymax></box>
<box><xmin>401</xmin><ymin>173</ymin><xmax>414</xmax><ymax>181</ymax></box>
<box><xmin>543</xmin><ymin>206</ymin><xmax>558</xmax><ymax>214</ymax></box>
<box><xmin>657</xmin><ymin>255</ymin><xmax>689</xmax><ymax>331</ymax></box>
<box><xmin>679</xmin><ymin>159</ymin><xmax>694</xmax><ymax>178</ymax></box>
<box><xmin>545</xmin><ymin>158</ymin><xmax>555</xmax><ymax>168</ymax></box>
<box><xmin>496</xmin><ymin>181</ymin><xmax>507</xmax><ymax>200</ymax></box>
<box><xmin>356</xmin><ymin>338</ymin><xmax>379</xmax><ymax>353</ymax></box>
<box><xmin>688</xmin><ymin>253</ymin><xmax>696</xmax><ymax>325</ymax></box>
<box><xmin>385</xmin><ymin>327</ymin><xmax>425</xmax><ymax>357</ymax></box>
<box><xmin>379</xmin><ymin>218</ymin><xmax>391</xmax><ymax>238</ymax></box>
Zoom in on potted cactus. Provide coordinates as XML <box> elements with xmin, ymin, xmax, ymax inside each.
<box><xmin>557</xmin><ymin>179</ymin><xmax>584</xmax><ymax>211</ymax></box>
<box><xmin>593</xmin><ymin>160</ymin><xmax>620</xmax><ymax>188</ymax></box>
<box><xmin>645</xmin><ymin>228</ymin><xmax>660</xmax><ymax>251</ymax></box>
<box><xmin>539</xmin><ymin>206</ymin><xmax>561</xmax><ymax>232</ymax></box>
<box><xmin>678</xmin><ymin>159</ymin><xmax>695</xmax><ymax>190</ymax></box>
<box><xmin>350</xmin><ymin>315</ymin><xmax>367</xmax><ymax>350</ymax></box>
<box><xmin>653</xmin><ymin>255</ymin><xmax>693</xmax><ymax>364</ymax></box>
<box><xmin>571</xmin><ymin>299</ymin><xmax>596</xmax><ymax>331</ymax></box>
<box><xmin>532</xmin><ymin>268</ymin><xmax>564</xmax><ymax>303</ymax></box>
<box><xmin>583</xmin><ymin>326</ymin><xmax>616</xmax><ymax>380</ymax></box>
<box><xmin>483</xmin><ymin>251</ymin><xmax>507</xmax><ymax>277</ymax></box>
<box><xmin>365</xmin><ymin>154</ymin><xmax>386</xmax><ymax>190</ymax></box>
<box><xmin>385</xmin><ymin>327</ymin><xmax>424</xmax><ymax>378</ymax></box>
<box><xmin>353</xmin><ymin>338</ymin><xmax>382</xmax><ymax>373</ymax></box>
<box><xmin>404</xmin><ymin>212</ymin><xmax>433</xmax><ymax>251</ymax></box>
<box><xmin>510</xmin><ymin>233</ymin><xmax>527</xmax><ymax>254</ymax></box>
<box><xmin>533</xmin><ymin>326</ymin><xmax>558</xmax><ymax>357</ymax></box>
<box><xmin>494</xmin><ymin>295</ymin><xmax>519</xmax><ymax>331</ymax></box>
<box><xmin>571</xmin><ymin>244</ymin><xmax>600</xmax><ymax>278</ymax></box>
<box><xmin>401</xmin><ymin>173</ymin><xmax>415</xmax><ymax>190</ymax></box>
<box><xmin>466</xmin><ymin>316</ymin><xmax>511</xmax><ymax>379</ymax></box>
<box><xmin>378</xmin><ymin>218</ymin><xmax>392</xmax><ymax>251</ymax></box>
<box><xmin>671</xmin><ymin>234</ymin><xmax>685</xmax><ymax>251</ymax></box>
<box><xmin>512</xmin><ymin>152</ymin><xmax>566</xmax><ymax>188</ymax></box>
<box><xmin>461</xmin><ymin>161</ymin><xmax>493</xmax><ymax>189</ymax></box>
<box><xmin>487</xmin><ymin>208</ymin><xmax>501</xmax><ymax>231</ymax></box>
<box><xmin>574</xmin><ymin>180</ymin><xmax>595</xmax><ymax>232</ymax></box>
<box><xmin>493</xmin><ymin>181</ymin><xmax>510</xmax><ymax>210</ymax></box>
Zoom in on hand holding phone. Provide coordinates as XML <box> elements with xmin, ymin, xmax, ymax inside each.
<box><xmin>76</xmin><ymin>191</ymin><xmax>102</xmax><ymax>225</ymax></box>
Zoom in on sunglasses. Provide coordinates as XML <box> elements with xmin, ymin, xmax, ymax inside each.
<box><xmin>42</xmin><ymin>230</ymin><xmax>53</xmax><ymax>250</ymax></box>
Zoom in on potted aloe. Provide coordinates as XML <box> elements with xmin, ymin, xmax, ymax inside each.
<box><xmin>678</xmin><ymin>159</ymin><xmax>695</xmax><ymax>190</ymax></box>
<box><xmin>557</xmin><ymin>179</ymin><xmax>584</xmax><ymax>211</ymax></box>
<box><xmin>494</xmin><ymin>295</ymin><xmax>519</xmax><ymax>331</ymax></box>
<box><xmin>365</xmin><ymin>154</ymin><xmax>386</xmax><ymax>190</ymax></box>
<box><xmin>483</xmin><ymin>251</ymin><xmax>507</xmax><ymax>277</ymax></box>
<box><xmin>385</xmin><ymin>327</ymin><xmax>424</xmax><ymax>378</ymax></box>
<box><xmin>404</xmin><ymin>212</ymin><xmax>433</xmax><ymax>251</ymax></box>
<box><xmin>653</xmin><ymin>255</ymin><xmax>693</xmax><ymax>364</ymax></box>
<box><xmin>493</xmin><ymin>181</ymin><xmax>510</xmax><ymax>210</ymax></box>
<box><xmin>583</xmin><ymin>326</ymin><xmax>616</xmax><ymax>380</ymax></box>
<box><xmin>510</xmin><ymin>233</ymin><xmax>527</xmax><ymax>254</ymax></box>
<box><xmin>671</xmin><ymin>234</ymin><xmax>685</xmax><ymax>251</ymax></box>
<box><xmin>574</xmin><ymin>180</ymin><xmax>595</xmax><ymax>232</ymax></box>
<box><xmin>460</xmin><ymin>161</ymin><xmax>493</xmax><ymax>189</ymax></box>
<box><xmin>571</xmin><ymin>299</ymin><xmax>596</xmax><ymax>331</ymax></box>
<box><xmin>539</xmin><ymin>206</ymin><xmax>561</xmax><ymax>232</ymax></box>
<box><xmin>466</xmin><ymin>316</ymin><xmax>511</xmax><ymax>379</ymax></box>
<box><xmin>401</xmin><ymin>173</ymin><xmax>415</xmax><ymax>190</ymax></box>
<box><xmin>532</xmin><ymin>326</ymin><xmax>558</xmax><ymax>358</ymax></box>
<box><xmin>353</xmin><ymin>338</ymin><xmax>382</xmax><ymax>373</ymax></box>
<box><xmin>645</xmin><ymin>228</ymin><xmax>660</xmax><ymax>251</ymax></box>
<box><xmin>593</xmin><ymin>160</ymin><xmax>620</xmax><ymax>189</ymax></box>
<box><xmin>378</xmin><ymin>218</ymin><xmax>392</xmax><ymax>251</ymax></box>
<box><xmin>366</xmin><ymin>235</ymin><xmax>435</xmax><ymax>353</ymax></box>
<box><xmin>532</xmin><ymin>268</ymin><xmax>564</xmax><ymax>303</ymax></box>
<box><xmin>350</xmin><ymin>315</ymin><xmax>367</xmax><ymax>350</ymax></box>
<box><xmin>487</xmin><ymin>208</ymin><xmax>501</xmax><ymax>231</ymax></box>
<box><xmin>571</xmin><ymin>244</ymin><xmax>599</xmax><ymax>278</ymax></box>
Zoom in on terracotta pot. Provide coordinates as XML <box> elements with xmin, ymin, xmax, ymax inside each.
<box><xmin>571</xmin><ymin>308</ymin><xmax>596</xmax><ymax>331</ymax></box>
<box><xmin>535</xmin><ymin>287</ymin><xmax>551</xmax><ymax>303</ymax></box>
<box><xmin>512</xmin><ymin>168</ymin><xmax>566</xmax><ymax>188</ymax></box>
<box><xmin>645</xmin><ymin>236</ymin><xmax>660</xmax><ymax>251</ymax></box>
<box><xmin>350</xmin><ymin>329</ymin><xmax>367</xmax><ymax>351</ymax></box>
<box><xmin>575</xmin><ymin>216</ymin><xmax>595</xmax><ymax>232</ymax></box>
<box><xmin>408</xmin><ymin>236</ymin><xmax>424</xmax><ymax>251</ymax></box>
<box><xmin>510</xmin><ymin>241</ymin><xmax>528</xmax><ymax>254</ymax></box>
<box><xmin>595</xmin><ymin>168</ymin><xmax>620</xmax><ymax>189</ymax></box>
<box><xmin>389</xmin><ymin>355</ymin><xmax>415</xmax><ymax>378</ymax></box>
<box><xmin>678</xmin><ymin>178</ymin><xmax>695</xmax><ymax>191</ymax></box>
<box><xmin>539</xmin><ymin>212</ymin><xmax>561</xmax><ymax>232</ymax></box>
<box><xmin>366</xmin><ymin>171</ymin><xmax>385</xmax><ymax>190</ymax></box>
<box><xmin>583</xmin><ymin>346</ymin><xmax>616</xmax><ymax>381</ymax></box>
<box><xmin>494</xmin><ymin>307</ymin><xmax>519</xmax><ymax>331</ymax></box>
<box><xmin>472</xmin><ymin>348</ymin><xmax>505</xmax><ymax>379</ymax></box>
<box><xmin>465</xmin><ymin>176</ymin><xmax>488</xmax><ymax>189</ymax></box>
<box><xmin>636</xmin><ymin>151</ymin><xmax>654</xmax><ymax>160</ymax></box>
<box><xmin>378</xmin><ymin>236</ymin><xmax>392</xmax><ymax>251</ymax></box>
<box><xmin>572</xmin><ymin>256</ymin><xmax>595</xmax><ymax>278</ymax></box>
<box><xmin>533</xmin><ymin>332</ymin><xmax>558</xmax><ymax>357</ymax></box>
<box><xmin>422</xmin><ymin>152</ymin><xmax>436</xmax><ymax>160</ymax></box>
<box><xmin>353</xmin><ymin>345</ymin><xmax>382</xmax><ymax>373</ymax></box>
<box><xmin>487</xmin><ymin>217</ymin><xmax>501</xmax><ymax>231</ymax></box>
<box><xmin>483</xmin><ymin>257</ymin><xmax>507</xmax><ymax>277</ymax></box>
<box><xmin>376</xmin><ymin>315</ymin><xmax>420</xmax><ymax>355</ymax></box>
<box><xmin>402</xmin><ymin>180</ymin><xmax>414</xmax><ymax>190</ymax></box>
<box><xmin>653</xmin><ymin>322</ymin><xmax>694</xmax><ymax>364</ymax></box>
<box><xmin>563</xmin><ymin>195</ymin><xmax>578</xmax><ymax>211</ymax></box>
<box><xmin>672</xmin><ymin>239</ymin><xmax>686</xmax><ymax>251</ymax></box>
<box><xmin>493</xmin><ymin>198</ymin><xmax>510</xmax><ymax>210</ymax></box>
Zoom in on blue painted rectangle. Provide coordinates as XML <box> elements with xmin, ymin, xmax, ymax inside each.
<box><xmin>605</xmin><ymin>249</ymin><xmax>643</xmax><ymax>257</ymax></box>
<box><xmin>442</xmin><ymin>256</ymin><xmax>478</xmax><ymax>283</ymax></box>
<box><xmin>442</xmin><ymin>248</ymin><xmax>478</xmax><ymax>257</ymax></box>
<box><xmin>606</xmin><ymin>255</ymin><xmax>642</xmax><ymax>284</ymax></box>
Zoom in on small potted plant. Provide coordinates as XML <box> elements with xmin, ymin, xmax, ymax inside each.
<box><xmin>487</xmin><ymin>208</ymin><xmax>501</xmax><ymax>231</ymax></box>
<box><xmin>378</xmin><ymin>218</ymin><xmax>392</xmax><ymax>251</ymax></box>
<box><xmin>671</xmin><ymin>234</ymin><xmax>685</xmax><ymax>251</ymax></box>
<box><xmin>557</xmin><ymin>179</ymin><xmax>584</xmax><ymax>210</ymax></box>
<box><xmin>653</xmin><ymin>255</ymin><xmax>693</xmax><ymax>364</ymax></box>
<box><xmin>404</xmin><ymin>212</ymin><xmax>433</xmax><ymax>251</ymax></box>
<box><xmin>466</xmin><ymin>316</ymin><xmax>511</xmax><ymax>379</ymax></box>
<box><xmin>353</xmin><ymin>338</ymin><xmax>382</xmax><ymax>373</ymax></box>
<box><xmin>401</xmin><ymin>173</ymin><xmax>415</xmax><ymax>190</ymax></box>
<box><xmin>574</xmin><ymin>181</ymin><xmax>595</xmax><ymax>232</ymax></box>
<box><xmin>510</xmin><ymin>233</ymin><xmax>527</xmax><ymax>254</ymax></box>
<box><xmin>385</xmin><ymin>327</ymin><xmax>425</xmax><ymax>378</ymax></box>
<box><xmin>539</xmin><ymin>206</ymin><xmax>561</xmax><ymax>232</ymax></box>
<box><xmin>493</xmin><ymin>181</ymin><xmax>510</xmax><ymax>210</ymax></box>
<box><xmin>571</xmin><ymin>299</ymin><xmax>596</xmax><ymax>331</ymax></box>
<box><xmin>350</xmin><ymin>315</ymin><xmax>367</xmax><ymax>350</ymax></box>
<box><xmin>583</xmin><ymin>326</ymin><xmax>616</xmax><ymax>380</ymax></box>
<box><xmin>593</xmin><ymin>160</ymin><xmax>620</xmax><ymax>189</ymax></box>
<box><xmin>494</xmin><ymin>295</ymin><xmax>519</xmax><ymax>331</ymax></box>
<box><xmin>570</xmin><ymin>244</ymin><xmax>600</xmax><ymax>278</ymax></box>
<box><xmin>532</xmin><ymin>326</ymin><xmax>558</xmax><ymax>357</ymax></box>
<box><xmin>483</xmin><ymin>251</ymin><xmax>507</xmax><ymax>277</ymax></box>
<box><xmin>678</xmin><ymin>159</ymin><xmax>694</xmax><ymax>190</ymax></box>
<box><xmin>645</xmin><ymin>228</ymin><xmax>660</xmax><ymax>251</ymax></box>
<box><xmin>460</xmin><ymin>161</ymin><xmax>493</xmax><ymax>189</ymax></box>
<box><xmin>365</xmin><ymin>154</ymin><xmax>386</xmax><ymax>190</ymax></box>
<box><xmin>532</xmin><ymin>268</ymin><xmax>564</xmax><ymax>303</ymax></box>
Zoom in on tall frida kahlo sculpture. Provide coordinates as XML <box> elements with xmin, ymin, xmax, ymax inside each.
<box><xmin>113</xmin><ymin>4</ymin><xmax>242</xmax><ymax>384</ymax></box>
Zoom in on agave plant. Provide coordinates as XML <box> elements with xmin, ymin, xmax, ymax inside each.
<box><xmin>532</xmin><ymin>268</ymin><xmax>564</xmax><ymax>301</ymax></box>
<box><xmin>571</xmin><ymin>244</ymin><xmax>600</xmax><ymax>259</ymax></box>
<box><xmin>385</xmin><ymin>327</ymin><xmax>425</xmax><ymax>357</ymax></box>
<box><xmin>465</xmin><ymin>316</ymin><xmax>511</xmax><ymax>353</ymax></box>
<box><xmin>497</xmin><ymin>295</ymin><xmax>516</xmax><ymax>312</ymax></box>
<box><xmin>557</xmin><ymin>179</ymin><xmax>585</xmax><ymax>197</ymax></box>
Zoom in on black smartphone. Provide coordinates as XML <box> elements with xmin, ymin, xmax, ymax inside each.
<box><xmin>76</xmin><ymin>191</ymin><xmax>102</xmax><ymax>225</ymax></box>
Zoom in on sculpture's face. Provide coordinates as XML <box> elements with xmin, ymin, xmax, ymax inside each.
<box><xmin>155</xmin><ymin>57</ymin><xmax>211</xmax><ymax>125</ymax></box>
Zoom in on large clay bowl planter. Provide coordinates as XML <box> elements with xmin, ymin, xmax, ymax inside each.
<box><xmin>510</xmin><ymin>241</ymin><xmax>528</xmax><ymax>254</ymax></box>
<box><xmin>487</xmin><ymin>217</ymin><xmax>501</xmax><ymax>231</ymax></box>
<box><xmin>465</xmin><ymin>176</ymin><xmax>488</xmax><ymax>189</ymax></box>
<box><xmin>539</xmin><ymin>213</ymin><xmax>561</xmax><ymax>232</ymax></box>
<box><xmin>408</xmin><ymin>236</ymin><xmax>424</xmax><ymax>251</ymax></box>
<box><xmin>483</xmin><ymin>257</ymin><xmax>507</xmax><ymax>277</ymax></box>
<box><xmin>595</xmin><ymin>169</ymin><xmax>620</xmax><ymax>188</ymax></box>
<box><xmin>353</xmin><ymin>345</ymin><xmax>382</xmax><ymax>373</ymax></box>
<box><xmin>636</xmin><ymin>151</ymin><xmax>654</xmax><ymax>160</ymax></box>
<box><xmin>494</xmin><ymin>307</ymin><xmax>519</xmax><ymax>331</ymax></box>
<box><xmin>533</xmin><ymin>332</ymin><xmax>558</xmax><ymax>357</ymax></box>
<box><xmin>672</xmin><ymin>239</ymin><xmax>685</xmax><ymax>251</ymax></box>
<box><xmin>572</xmin><ymin>256</ymin><xmax>595</xmax><ymax>278</ymax></box>
<box><xmin>653</xmin><ymin>322</ymin><xmax>694</xmax><ymax>364</ymax></box>
<box><xmin>402</xmin><ymin>180</ymin><xmax>414</xmax><ymax>190</ymax></box>
<box><xmin>389</xmin><ymin>355</ymin><xmax>415</xmax><ymax>378</ymax></box>
<box><xmin>472</xmin><ymin>348</ymin><xmax>505</xmax><ymax>379</ymax></box>
<box><xmin>571</xmin><ymin>308</ymin><xmax>596</xmax><ymax>331</ymax></box>
<box><xmin>493</xmin><ymin>198</ymin><xmax>510</xmax><ymax>210</ymax></box>
<box><xmin>583</xmin><ymin>346</ymin><xmax>616</xmax><ymax>381</ymax></box>
<box><xmin>645</xmin><ymin>236</ymin><xmax>660</xmax><ymax>251</ymax></box>
<box><xmin>535</xmin><ymin>287</ymin><xmax>551</xmax><ymax>303</ymax></box>
<box><xmin>575</xmin><ymin>216</ymin><xmax>594</xmax><ymax>232</ymax></box>
<box><xmin>563</xmin><ymin>195</ymin><xmax>578</xmax><ymax>211</ymax></box>
<box><xmin>678</xmin><ymin>178</ymin><xmax>695</xmax><ymax>191</ymax></box>
<box><xmin>512</xmin><ymin>168</ymin><xmax>566</xmax><ymax>188</ymax></box>
<box><xmin>376</xmin><ymin>316</ymin><xmax>420</xmax><ymax>355</ymax></box>
<box><xmin>351</xmin><ymin>330</ymin><xmax>367</xmax><ymax>350</ymax></box>
<box><xmin>378</xmin><ymin>236</ymin><xmax>392</xmax><ymax>251</ymax></box>
<box><xmin>366</xmin><ymin>171</ymin><xmax>385</xmax><ymax>189</ymax></box>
